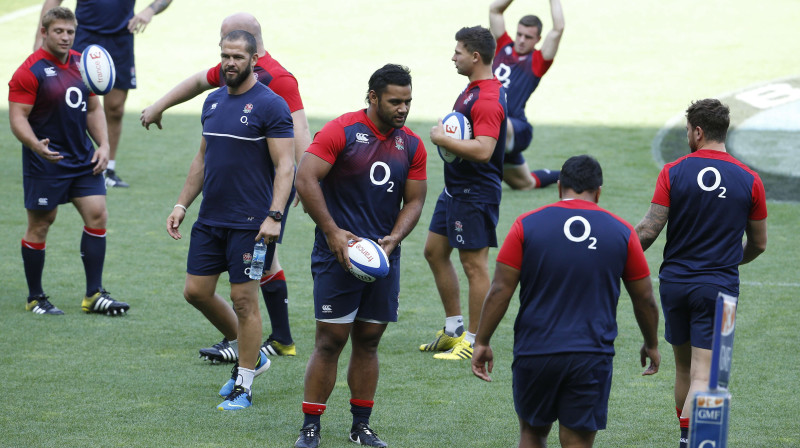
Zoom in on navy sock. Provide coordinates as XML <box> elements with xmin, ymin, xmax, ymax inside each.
<box><xmin>350</xmin><ymin>399</ymin><xmax>374</xmax><ymax>428</ymax></box>
<box><xmin>81</xmin><ymin>227</ymin><xmax>106</xmax><ymax>296</ymax></box>
<box><xmin>302</xmin><ymin>402</ymin><xmax>325</xmax><ymax>428</ymax></box>
<box><xmin>531</xmin><ymin>169</ymin><xmax>560</xmax><ymax>188</ymax></box>
<box><xmin>261</xmin><ymin>270</ymin><xmax>293</xmax><ymax>344</ymax></box>
<box><xmin>21</xmin><ymin>240</ymin><xmax>46</xmax><ymax>298</ymax></box>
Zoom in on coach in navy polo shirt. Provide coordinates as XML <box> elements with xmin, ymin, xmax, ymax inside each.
<box><xmin>165</xmin><ymin>30</ymin><xmax>294</xmax><ymax>411</ymax></box>
<box><xmin>473</xmin><ymin>155</ymin><xmax>661</xmax><ymax>448</ymax></box>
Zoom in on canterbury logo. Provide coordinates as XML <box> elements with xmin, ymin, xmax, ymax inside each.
<box><xmin>321</xmin><ymin>304</ymin><xmax>332</xmax><ymax>313</ymax></box>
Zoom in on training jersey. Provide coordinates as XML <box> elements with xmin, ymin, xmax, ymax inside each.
<box><xmin>198</xmin><ymin>83</ymin><xmax>294</xmax><ymax>229</ymax></box>
<box><xmin>75</xmin><ymin>0</ymin><xmax>136</xmax><ymax>35</ymax></box>
<box><xmin>496</xmin><ymin>199</ymin><xmax>650</xmax><ymax>357</ymax></box>
<box><xmin>445</xmin><ymin>78</ymin><xmax>507</xmax><ymax>204</ymax></box>
<box><xmin>492</xmin><ymin>32</ymin><xmax>553</xmax><ymax>121</ymax></box>
<box><xmin>207</xmin><ymin>52</ymin><xmax>304</xmax><ymax>113</ymax></box>
<box><xmin>652</xmin><ymin>149</ymin><xmax>767</xmax><ymax>292</ymax></box>
<box><xmin>307</xmin><ymin>109</ymin><xmax>427</xmax><ymax>259</ymax></box>
<box><xmin>9</xmin><ymin>48</ymin><xmax>96</xmax><ymax>178</ymax></box>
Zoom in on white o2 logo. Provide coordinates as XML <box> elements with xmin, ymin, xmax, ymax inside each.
<box><xmin>697</xmin><ymin>167</ymin><xmax>727</xmax><ymax>198</ymax></box>
<box><xmin>494</xmin><ymin>63</ymin><xmax>511</xmax><ymax>88</ymax></box>
<box><xmin>563</xmin><ymin>216</ymin><xmax>597</xmax><ymax>250</ymax></box>
<box><xmin>370</xmin><ymin>161</ymin><xmax>394</xmax><ymax>193</ymax></box>
<box><xmin>65</xmin><ymin>86</ymin><xmax>86</xmax><ymax>111</ymax></box>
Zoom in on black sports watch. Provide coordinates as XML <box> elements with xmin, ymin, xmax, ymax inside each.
<box><xmin>267</xmin><ymin>210</ymin><xmax>283</xmax><ymax>222</ymax></box>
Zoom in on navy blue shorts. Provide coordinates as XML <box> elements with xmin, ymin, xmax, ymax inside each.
<box><xmin>24</xmin><ymin>173</ymin><xmax>105</xmax><ymax>211</ymax></box>
<box><xmin>504</xmin><ymin>117</ymin><xmax>533</xmax><ymax>166</ymax></box>
<box><xmin>428</xmin><ymin>190</ymin><xmax>498</xmax><ymax>249</ymax></box>
<box><xmin>310</xmin><ymin>244</ymin><xmax>400</xmax><ymax>323</ymax></box>
<box><xmin>513</xmin><ymin>354</ymin><xmax>613</xmax><ymax>432</ymax></box>
<box><xmin>187</xmin><ymin>222</ymin><xmax>276</xmax><ymax>284</ymax></box>
<box><xmin>74</xmin><ymin>30</ymin><xmax>136</xmax><ymax>90</ymax></box>
<box><xmin>660</xmin><ymin>281</ymin><xmax>736</xmax><ymax>349</ymax></box>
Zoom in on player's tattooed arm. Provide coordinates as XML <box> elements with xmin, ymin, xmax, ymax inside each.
<box><xmin>635</xmin><ymin>203</ymin><xmax>669</xmax><ymax>251</ymax></box>
<box><xmin>148</xmin><ymin>0</ymin><xmax>172</xmax><ymax>14</ymax></box>
<box><xmin>129</xmin><ymin>0</ymin><xmax>172</xmax><ymax>33</ymax></box>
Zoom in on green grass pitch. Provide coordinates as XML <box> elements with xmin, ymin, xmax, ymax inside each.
<box><xmin>1</xmin><ymin>1</ymin><xmax>798</xmax><ymax>446</ymax></box>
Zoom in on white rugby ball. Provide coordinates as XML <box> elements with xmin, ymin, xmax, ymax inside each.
<box><xmin>347</xmin><ymin>239</ymin><xmax>390</xmax><ymax>283</ymax></box>
<box><xmin>437</xmin><ymin>111</ymin><xmax>472</xmax><ymax>164</ymax></box>
<box><xmin>78</xmin><ymin>44</ymin><xmax>116</xmax><ymax>95</ymax></box>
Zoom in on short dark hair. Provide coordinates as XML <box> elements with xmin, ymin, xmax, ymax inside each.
<box><xmin>42</xmin><ymin>6</ymin><xmax>76</xmax><ymax>30</ymax></box>
<box><xmin>366</xmin><ymin>64</ymin><xmax>412</xmax><ymax>102</ymax></box>
<box><xmin>559</xmin><ymin>155</ymin><xmax>603</xmax><ymax>194</ymax></box>
<box><xmin>686</xmin><ymin>98</ymin><xmax>730</xmax><ymax>143</ymax></box>
<box><xmin>455</xmin><ymin>26</ymin><xmax>496</xmax><ymax>65</ymax></box>
<box><xmin>221</xmin><ymin>30</ymin><xmax>257</xmax><ymax>57</ymax></box>
<box><xmin>518</xmin><ymin>15</ymin><xmax>543</xmax><ymax>36</ymax></box>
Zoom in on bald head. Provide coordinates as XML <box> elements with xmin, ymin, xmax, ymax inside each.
<box><xmin>220</xmin><ymin>12</ymin><xmax>264</xmax><ymax>54</ymax></box>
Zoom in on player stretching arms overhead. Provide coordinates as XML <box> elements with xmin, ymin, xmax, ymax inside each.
<box><xmin>489</xmin><ymin>0</ymin><xmax>564</xmax><ymax>190</ymax></box>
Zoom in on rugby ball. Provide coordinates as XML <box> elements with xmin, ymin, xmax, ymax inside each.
<box><xmin>437</xmin><ymin>111</ymin><xmax>472</xmax><ymax>164</ymax></box>
<box><xmin>78</xmin><ymin>44</ymin><xmax>116</xmax><ymax>95</ymax></box>
<box><xmin>347</xmin><ymin>239</ymin><xmax>390</xmax><ymax>283</ymax></box>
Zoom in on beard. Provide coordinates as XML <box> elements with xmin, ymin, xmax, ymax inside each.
<box><xmin>225</xmin><ymin>64</ymin><xmax>253</xmax><ymax>88</ymax></box>
<box><xmin>377</xmin><ymin>104</ymin><xmax>406</xmax><ymax>130</ymax></box>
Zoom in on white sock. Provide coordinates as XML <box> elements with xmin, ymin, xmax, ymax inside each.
<box><xmin>464</xmin><ymin>331</ymin><xmax>476</xmax><ymax>345</ymax></box>
<box><xmin>229</xmin><ymin>339</ymin><xmax>239</xmax><ymax>357</ymax></box>
<box><xmin>107</xmin><ymin>160</ymin><xmax>116</xmax><ymax>170</ymax></box>
<box><xmin>445</xmin><ymin>315</ymin><xmax>464</xmax><ymax>336</ymax></box>
<box><xmin>236</xmin><ymin>367</ymin><xmax>255</xmax><ymax>392</ymax></box>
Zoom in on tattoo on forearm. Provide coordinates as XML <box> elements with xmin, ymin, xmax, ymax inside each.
<box><xmin>149</xmin><ymin>0</ymin><xmax>172</xmax><ymax>13</ymax></box>
<box><xmin>636</xmin><ymin>205</ymin><xmax>669</xmax><ymax>251</ymax></box>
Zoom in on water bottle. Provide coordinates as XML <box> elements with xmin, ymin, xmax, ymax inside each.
<box><xmin>249</xmin><ymin>239</ymin><xmax>267</xmax><ymax>280</ymax></box>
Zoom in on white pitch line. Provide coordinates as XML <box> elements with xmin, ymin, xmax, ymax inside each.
<box><xmin>0</xmin><ymin>5</ymin><xmax>40</xmax><ymax>24</ymax></box>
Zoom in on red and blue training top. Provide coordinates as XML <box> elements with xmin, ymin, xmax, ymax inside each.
<box><xmin>497</xmin><ymin>199</ymin><xmax>650</xmax><ymax>357</ymax></box>
<box><xmin>492</xmin><ymin>32</ymin><xmax>553</xmax><ymax>121</ymax></box>
<box><xmin>307</xmin><ymin>110</ymin><xmax>427</xmax><ymax>259</ymax></box>
<box><xmin>9</xmin><ymin>47</ymin><xmax>96</xmax><ymax>178</ymax></box>
<box><xmin>445</xmin><ymin>78</ymin><xmax>507</xmax><ymax>204</ymax></box>
<box><xmin>652</xmin><ymin>149</ymin><xmax>767</xmax><ymax>292</ymax></box>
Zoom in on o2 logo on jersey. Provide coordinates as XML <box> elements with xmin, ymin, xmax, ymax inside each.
<box><xmin>697</xmin><ymin>167</ymin><xmax>727</xmax><ymax>198</ymax></box>
<box><xmin>65</xmin><ymin>87</ymin><xmax>86</xmax><ymax>112</ymax></box>
<box><xmin>370</xmin><ymin>161</ymin><xmax>394</xmax><ymax>193</ymax></box>
<box><xmin>563</xmin><ymin>216</ymin><xmax>597</xmax><ymax>250</ymax></box>
<box><xmin>494</xmin><ymin>63</ymin><xmax>512</xmax><ymax>88</ymax></box>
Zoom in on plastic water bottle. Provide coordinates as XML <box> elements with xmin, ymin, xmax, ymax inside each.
<box><xmin>249</xmin><ymin>239</ymin><xmax>267</xmax><ymax>280</ymax></box>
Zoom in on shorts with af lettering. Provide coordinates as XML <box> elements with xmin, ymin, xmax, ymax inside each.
<box><xmin>187</xmin><ymin>222</ymin><xmax>275</xmax><ymax>284</ymax></box>
<box><xmin>428</xmin><ymin>189</ymin><xmax>498</xmax><ymax>249</ymax></box>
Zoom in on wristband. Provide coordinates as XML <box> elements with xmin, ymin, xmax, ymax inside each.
<box><xmin>174</xmin><ymin>204</ymin><xmax>187</xmax><ymax>212</ymax></box>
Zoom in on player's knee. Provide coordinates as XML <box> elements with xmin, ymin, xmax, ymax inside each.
<box><xmin>230</xmin><ymin>295</ymin><xmax>258</xmax><ymax>317</ymax></box>
<box><xmin>314</xmin><ymin>331</ymin><xmax>348</xmax><ymax>358</ymax></box>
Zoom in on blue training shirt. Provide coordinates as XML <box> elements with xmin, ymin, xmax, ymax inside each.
<box><xmin>198</xmin><ymin>83</ymin><xmax>294</xmax><ymax>229</ymax></box>
<box><xmin>497</xmin><ymin>199</ymin><xmax>650</xmax><ymax>357</ymax></box>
